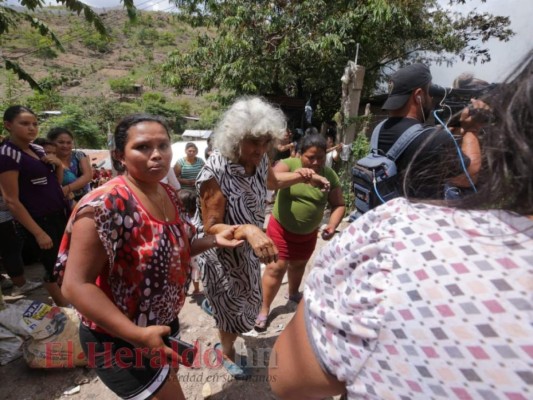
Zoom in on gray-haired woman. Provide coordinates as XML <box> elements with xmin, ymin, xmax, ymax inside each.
<box><xmin>194</xmin><ymin>96</ymin><xmax>329</xmax><ymax>379</ymax></box>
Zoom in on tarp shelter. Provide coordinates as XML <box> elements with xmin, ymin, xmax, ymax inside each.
<box><xmin>181</xmin><ymin>130</ymin><xmax>213</xmax><ymax>140</ymax></box>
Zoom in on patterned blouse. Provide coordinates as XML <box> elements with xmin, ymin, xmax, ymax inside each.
<box><xmin>55</xmin><ymin>176</ymin><xmax>194</xmax><ymax>332</ymax></box>
<box><xmin>305</xmin><ymin>197</ymin><xmax>533</xmax><ymax>399</ymax></box>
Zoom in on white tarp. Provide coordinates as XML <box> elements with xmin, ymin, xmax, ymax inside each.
<box><xmin>181</xmin><ymin>130</ymin><xmax>213</xmax><ymax>140</ymax></box>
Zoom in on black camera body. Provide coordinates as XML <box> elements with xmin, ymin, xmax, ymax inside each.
<box><xmin>430</xmin><ymin>83</ymin><xmax>498</xmax><ymax>126</ymax></box>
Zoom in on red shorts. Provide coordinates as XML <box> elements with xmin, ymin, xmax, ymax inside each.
<box><xmin>266</xmin><ymin>216</ymin><xmax>318</xmax><ymax>261</ymax></box>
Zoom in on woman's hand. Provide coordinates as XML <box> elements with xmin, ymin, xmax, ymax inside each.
<box><xmin>295</xmin><ymin>168</ymin><xmax>314</xmax><ymax>182</ymax></box>
<box><xmin>35</xmin><ymin>231</ymin><xmax>53</xmax><ymax>249</ymax></box>
<box><xmin>41</xmin><ymin>154</ymin><xmax>62</xmax><ymax>168</ymax></box>
<box><xmin>133</xmin><ymin>325</ymin><xmax>180</xmax><ymax>366</ymax></box>
<box><xmin>215</xmin><ymin>226</ymin><xmax>245</xmax><ymax>249</ymax></box>
<box><xmin>62</xmin><ymin>185</ymin><xmax>71</xmax><ymax>197</ymax></box>
<box><xmin>245</xmin><ymin>225</ymin><xmax>278</xmax><ymax>264</ymax></box>
<box><xmin>460</xmin><ymin>99</ymin><xmax>492</xmax><ymax>132</ymax></box>
<box><xmin>309</xmin><ymin>174</ymin><xmax>331</xmax><ymax>192</ymax></box>
<box><xmin>321</xmin><ymin>225</ymin><xmax>336</xmax><ymax>241</ymax></box>
<box><xmin>295</xmin><ymin>168</ymin><xmax>330</xmax><ymax>191</ymax></box>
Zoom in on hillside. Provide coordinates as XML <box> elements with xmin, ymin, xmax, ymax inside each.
<box><xmin>1</xmin><ymin>7</ymin><xmax>208</xmax><ymax>113</ymax></box>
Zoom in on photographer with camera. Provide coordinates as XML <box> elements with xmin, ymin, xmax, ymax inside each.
<box><xmin>377</xmin><ymin>63</ymin><xmax>490</xmax><ymax>200</ymax></box>
<box><xmin>442</xmin><ymin>73</ymin><xmax>492</xmax><ymax>199</ymax></box>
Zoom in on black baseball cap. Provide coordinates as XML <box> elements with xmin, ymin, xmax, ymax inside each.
<box><xmin>382</xmin><ymin>63</ymin><xmax>433</xmax><ymax>110</ymax></box>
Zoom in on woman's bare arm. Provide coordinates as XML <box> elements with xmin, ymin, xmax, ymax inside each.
<box><xmin>0</xmin><ymin>171</ymin><xmax>52</xmax><ymax>249</ymax></box>
<box><xmin>269</xmin><ymin>302</ymin><xmax>346</xmax><ymax>399</ymax></box>
<box><xmin>267</xmin><ymin>162</ymin><xmax>330</xmax><ymax>191</ymax></box>
<box><xmin>69</xmin><ymin>154</ymin><xmax>92</xmax><ymax>192</ymax></box>
<box><xmin>321</xmin><ymin>187</ymin><xmax>346</xmax><ymax>240</ymax></box>
<box><xmin>200</xmin><ymin>178</ymin><xmax>278</xmax><ymax>264</ymax></box>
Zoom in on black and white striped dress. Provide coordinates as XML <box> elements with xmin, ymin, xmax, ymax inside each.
<box><xmin>194</xmin><ymin>150</ymin><xmax>268</xmax><ymax>333</ymax></box>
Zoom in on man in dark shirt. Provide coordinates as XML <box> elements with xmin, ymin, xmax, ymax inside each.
<box><xmin>377</xmin><ymin>63</ymin><xmax>478</xmax><ymax>199</ymax></box>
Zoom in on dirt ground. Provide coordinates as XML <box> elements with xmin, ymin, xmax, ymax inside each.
<box><xmin>0</xmin><ymin>220</ymin><xmax>347</xmax><ymax>400</ymax></box>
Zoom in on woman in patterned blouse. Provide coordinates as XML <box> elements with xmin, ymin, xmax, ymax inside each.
<box><xmin>56</xmin><ymin>114</ymin><xmax>243</xmax><ymax>400</ymax></box>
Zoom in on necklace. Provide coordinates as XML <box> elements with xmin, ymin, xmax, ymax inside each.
<box><xmin>156</xmin><ymin>189</ymin><xmax>169</xmax><ymax>222</ymax></box>
<box><xmin>124</xmin><ymin>176</ymin><xmax>169</xmax><ymax>222</ymax></box>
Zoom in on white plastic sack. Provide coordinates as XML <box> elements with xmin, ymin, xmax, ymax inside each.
<box><xmin>0</xmin><ymin>299</ymin><xmax>33</xmax><ymax>366</ymax></box>
<box><xmin>0</xmin><ymin>299</ymin><xmax>33</xmax><ymax>337</ymax></box>
<box><xmin>20</xmin><ymin>301</ymin><xmax>87</xmax><ymax>368</ymax></box>
<box><xmin>0</xmin><ymin>325</ymin><xmax>24</xmax><ymax>365</ymax></box>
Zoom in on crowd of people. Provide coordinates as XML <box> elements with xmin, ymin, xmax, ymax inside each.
<box><xmin>0</xmin><ymin>50</ymin><xmax>531</xmax><ymax>400</ymax></box>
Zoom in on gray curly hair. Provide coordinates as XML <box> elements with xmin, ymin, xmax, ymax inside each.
<box><xmin>212</xmin><ymin>96</ymin><xmax>287</xmax><ymax>161</ymax></box>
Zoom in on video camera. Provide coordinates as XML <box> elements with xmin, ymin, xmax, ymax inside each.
<box><xmin>429</xmin><ymin>83</ymin><xmax>498</xmax><ymax>126</ymax></box>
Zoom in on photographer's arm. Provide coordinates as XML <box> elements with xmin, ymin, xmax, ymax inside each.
<box><xmin>447</xmin><ymin>99</ymin><xmax>489</xmax><ymax>187</ymax></box>
<box><xmin>448</xmin><ymin>131</ymin><xmax>481</xmax><ymax>187</ymax></box>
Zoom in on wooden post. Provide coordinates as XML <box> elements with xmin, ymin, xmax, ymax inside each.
<box><xmin>341</xmin><ymin>62</ymin><xmax>365</xmax><ymax>144</ymax></box>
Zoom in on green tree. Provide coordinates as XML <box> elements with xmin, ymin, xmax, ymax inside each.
<box><xmin>109</xmin><ymin>76</ymin><xmax>137</xmax><ymax>96</ymax></box>
<box><xmin>82</xmin><ymin>96</ymin><xmax>142</xmax><ymax>136</ymax></box>
<box><xmin>39</xmin><ymin>103</ymin><xmax>104</xmax><ymax>148</ymax></box>
<box><xmin>1</xmin><ymin>71</ymin><xmax>24</xmax><ymax>107</ymax></box>
<box><xmin>163</xmin><ymin>0</ymin><xmax>513</xmax><ymax>122</ymax></box>
<box><xmin>0</xmin><ymin>0</ymin><xmax>136</xmax><ymax>90</ymax></box>
<box><xmin>22</xmin><ymin>30</ymin><xmax>58</xmax><ymax>59</ymax></box>
<box><xmin>188</xmin><ymin>107</ymin><xmax>222</xmax><ymax>130</ymax></box>
<box><xmin>83</xmin><ymin>31</ymin><xmax>112</xmax><ymax>53</ymax></box>
<box><xmin>140</xmin><ymin>93</ymin><xmax>189</xmax><ymax>134</ymax></box>
<box><xmin>136</xmin><ymin>27</ymin><xmax>159</xmax><ymax>45</ymax></box>
<box><xmin>26</xmin><ymin>89</ymin><xmax>64</xmax><ymax>112</ymax></box>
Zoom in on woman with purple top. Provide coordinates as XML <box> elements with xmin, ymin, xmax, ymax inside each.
<box><xmin>0</xmin><ymin>106</ymin><xmax>68</xmax><ymax>306</ymax></box>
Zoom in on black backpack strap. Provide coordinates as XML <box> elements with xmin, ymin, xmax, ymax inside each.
<box><xmin>386</xmin><ymin>124</ymin><xmax>429</xmax><ymax>161</ymax></box>
<box><xmin>369</xmin><ymin>120</ymin><xmax>387</xmax><ymax>152</ymax></box>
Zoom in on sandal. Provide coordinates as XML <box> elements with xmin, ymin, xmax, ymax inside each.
<box><xmin>214</xmin><ymin>343</ymin><xmax>250</xmax><ymax>380</ymax></box>
<box><xmin>254</xmin><ymin>313</ymin><xmax>268</xmax><ymax>331</ymax></box>
<box><xmin>201</xmin><ymin>299</ymin><xmax>213</xmax><ymax>316</ymax></box>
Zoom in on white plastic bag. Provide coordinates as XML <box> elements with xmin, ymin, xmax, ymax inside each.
<box><xmin>20</xmin><ymin>301</ymin><xmax>87</xmax><ymax>368</ymax></box>
<box><xmin>0</xmin><ymin>299</ymin><xmax>33</xmax><ymax>365</ymax></box>
<box><xmin>0</xmin><ymin>325</ymin><xmax>24</xmax><ymax>365</ymax></box>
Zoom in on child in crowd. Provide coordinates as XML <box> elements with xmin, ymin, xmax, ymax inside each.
<box><xmin>177</xmin><ymin>189</ymin><xmax>202</xmax><ymax>296</ymax></box>
<box><xmin>33</xmin><ymin>138</ymin><xmax>64</xmax><ymax>185</ymax></box>
<box><xmin>33</xmin><ymin>137</ymin><xmax>57</xmax><ymax>156</ymax></box>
